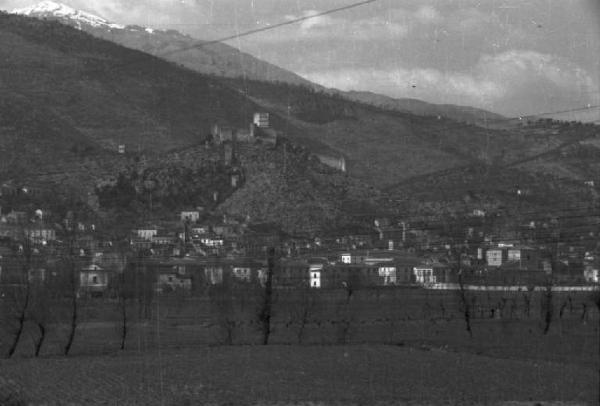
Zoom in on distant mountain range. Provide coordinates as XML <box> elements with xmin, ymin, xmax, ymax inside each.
<box><xmin>10</xmin><ymin>1</ymin><xmax>506</xmax><ymax>126</ymax></box>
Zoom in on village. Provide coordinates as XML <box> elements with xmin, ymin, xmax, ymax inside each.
<box><xmin>1</xmin><ymin>195</ymin><xmax>599</xmax><ymax>299</ymax></box>
<box><xmin>1</xmin><ymin>113</ymin><xmax>599</xmax><ymax>298</ymax></box>
<box><xmin>1</xmin><ymin>3</ymin><xmax>599</xmax><ymax>404</ymax></box>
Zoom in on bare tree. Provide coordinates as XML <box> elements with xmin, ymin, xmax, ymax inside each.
<box><xmin>590</xmin><ymin>291</ymin><xmax>600</xmax><ymax>313</ymax></box>
<box><xmin>116</xmin><ymin>271</ymin><xmax>129</xmax><ymax>350</ymax></box>
<box><xmin>5</xmin><ymin>286</ymin><xmax>30</xmax><ymax>358</ymax></box>
<box><xmin>63</xmin><ymin>231</ymin><xmax>80</xmax><ymax>356</ymax></box>
<box><xmin>522</xmin><ymin>290</ymin><xmax>532</xmax><ymax>318</ymax></box>
<box><xmin>334</xmin><ymin>295</ymin><xmax>355</xmax><ymax>345</ymax></box>
<box><xmin>27</xmin><ymin>277</ymin><xmax>52</xmax><ymax>357</ymax></box>
<box><xmin>113</xmin><ymin>242</ymin><xmax>133</xmax><ymax>351</ymax></box>
<box><xmin>541</xmin><ymin>282</ymin><xmax>553</xmax><ymax>335</ymax></box>
<box><xmin>456</xmin><ymin>267</ymin><xmax>473</xmax><ymax>338</ymax></box>
<box><xmin>258</xmin><ymin>247</ymin><xmax>275</xmax><ymax>345</ymax></box>
<box><xmin>208</xmin><ymin>281</ymin><xmax>237</xmax><ymax>345</ymax></box>
<box><xmin>289</xmin><ymin>286</ymin><xmax>316</xmax><ymax>344</ymax></box>
<box><xmin>5</xmin><ymin>241</ymin><xmax>32</xmax><ymax>358</ymax></box>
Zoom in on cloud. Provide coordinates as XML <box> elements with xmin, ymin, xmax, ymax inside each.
<box><xmin>57</xmin><ymin>0</ymin><xmax>212</xmax><ymax>29</ymax></box>
<box><xmin>451</xmin><ymin>7</ymin><xmax>495</xmax><ymax>31</ymax></box>
<box><xmin>301</xmin><ymin>50</ymin><xmax>600</xmax><ymax>117</ymax></box>
<box><xmin>248</xmin><ymin>5</ymin><xmax>452</xmax><ymax>43</ymax></box>
<box><xmin>298</xmin><ymin>9</ymin><xmax>335</xmax><ymax>31</ymax></box>
<box><xmin>479</xmin><ymin>50</ymin><xmax>598</xmax><ymax>101</ymax></box>
<box><xmin>245</xmin><ymin>14</ymin><xmax>409</xmax><ymax>43</ymax></box>
<box><xmin>414</xmin><ymin>5</ymin><xmax>441</xmax><ymax>24</ymax></box>
<box><xmin>303</xmin><ymin>67</ymin><xmax>503</xmax><ymax>105</ymax></box>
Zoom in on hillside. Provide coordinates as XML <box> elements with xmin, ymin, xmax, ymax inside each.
<box><xmin>223</xmin><ymin>79</ymin><xmax>596</xmax><ymax>187</ymax></box>
<box><xmin>0</xmin><ymin>12</ymin><xmax>393</xmax><ymax>234</ymax></box>
<box><xmin>0</xmin><ymin>12</ymin><xmax>263</xmax><ymax>184</ymax></box>
<box><xmin>0</xmin><ymin>11</ymin><xmax>486</xmax><ymax>190</ymax></box>
<box><xmin>2</xmin><ymin>11</ymin><xmax>599</xmax><ymax>234</ymax></box>
<box><xmin>343</xmin><ymin>90</ymin><xmax>506</xmax><ymax>127</ymax></box>
<box><xmin>10</xmin><ymin>1</ymin><xmax>316</xmax><ymax>87</ymax></box>
<box><xmin>223</xmin><ymin>79</ymin><xmax>600</xmax><ymax>232</ymax></box>
<box><xmin>11</xmin><ymin>1</ymin><xmax>521</xmax><ymax>127</ymax></box>
<box><xmin>218</xmin><ymin>141</ymin><xmax>390</xmax><ymax>236</ymax></box>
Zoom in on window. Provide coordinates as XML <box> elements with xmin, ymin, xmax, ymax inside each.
<box><xmin>92</xmin><ymin>276</ymin><xmax>98</xmax><ymax>284</ymax></box>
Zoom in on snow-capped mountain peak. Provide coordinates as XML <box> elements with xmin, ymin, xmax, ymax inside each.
<box><xmin>11</xmin><ymin>1</ymin><xmax>126</xmax><ymax>30</ymax></box>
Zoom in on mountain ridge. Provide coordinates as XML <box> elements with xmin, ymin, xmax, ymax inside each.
<box><xmin>9</xmin><ymin>1</ymin><xmax>507</xmax><ymax>126</ymax></box>
<box><xmin>342</xmin><ymin>90</ymin><xmax>506</xmax><ymax>127</ymax></box>
<box><xmin>10</xmin><ymin>1</ymin><xmax>316</xmax><ymax>88</ymax></box>
<box><xmin>12</xmin><ymin>0</ymin><xmax>125</xmax><ymax>29</ymax></box>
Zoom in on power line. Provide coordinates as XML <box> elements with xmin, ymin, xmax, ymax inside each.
<box><xmin>2</xmin><ymin>0</ymin><xmax>378</xmax><ymax>82</ymax></box>
<box><xmin>159</xmin><ymin>0</ymin><xmax>378</xmax><ymax>57</ymax></box>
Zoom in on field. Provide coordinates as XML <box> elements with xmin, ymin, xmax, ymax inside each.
<box><xmin>1</xmin><ymin>288</ymin><xmax>598</xmax><ymax>405</ymax></box>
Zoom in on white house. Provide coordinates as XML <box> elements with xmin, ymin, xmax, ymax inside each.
<box><xmin>584</xmin><ymin>266</ymin><xmax>599</xmax><ymax>283</ymax></box>
<box><xmin>507</xmin><ymin>249</ymin><xmax>521</xmax><ymax>261</ymax></box>
<box><xmin>253</xmin><ymin>112</ymin><xmax>270</xmax><ymax>128</ymax></box>
<box><xmin>200</xmin><ymin>237</ymin><xmax>224</xmax><ymax>247</ymax></box>
<box><xmin>232</xmin><ymin>266</ymin><xmax>252</xmax><ymax>282</ymax></box>
<box><xmin>378</xmin><ymin>266</ymin><xmax>397</xmax><ymax>285</ymax></box>
<box><xmin>26</xmin><ymin>227</ymin><xmax>56</xmax><ymax>242</ymax></box>
<box><xmin>181</xmin><ymin>211</ymin><xmax>200</xmax><ymax>222</ymax></box>
<box><xmin>257</xmin><ymin>268</ymin><xmax>268</xmax><ymax>286</ymax></box>
<box><xmin>486</xmin><ymin>249</ymin><xmax>504</xmax><ymax>267</ymax></box>
<box><xmin>413</xmin><ymin>267</ymin><xmax>436</xmax><ymax>284</ymax></box>
<box><xmin>79</xmin><ymin>264</ymin><xmax>109</xmax><ymax>295</ymax></box>
<box><xmin>205</xmin><ymin>266</ymin><xmax>223</xmax><ymax>285</ymax></box>
<box><xmin>310</xmin><ymin>270</ymin><xmax>321</xmax><ymax>288</ymax></box>
<box><xmin>340</xmin><ymin>253</ymin><xmax>352</xmax><ymax>264</ymax></box>
<box><xmin>137</xmin><ymin>228</ymin><xmax>158</xmax><ymax>241</ymax></box>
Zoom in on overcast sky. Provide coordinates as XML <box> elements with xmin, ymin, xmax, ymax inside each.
<box><xmin>2</xmin><ymin>0</ymin><xmax>599</xmax><ymax>121</ymax></box>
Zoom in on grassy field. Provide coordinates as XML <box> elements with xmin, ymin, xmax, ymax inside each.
<box><xmin>1</xmin><ymin>344</ymin><xmax>598</xmax><ymax>405</ymax></box>
<box><xmin>1</xmin><ymin>289</ymin><xmax>598</xmax><ymax>404</ymax></box>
